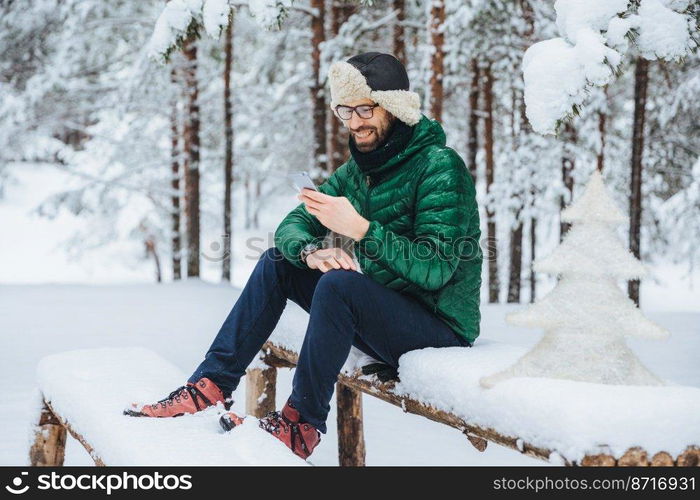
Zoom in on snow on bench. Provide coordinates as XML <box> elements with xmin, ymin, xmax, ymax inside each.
<box><xmin>29</xmin><ymin>347</ymin><xmax>307</xmax><ymax>466</ymax></box>
<box><xmin>260</xmin><ymin>308</ymin><xmax>700</xmax><ymax>466</ymax></box>
<box><xmin>30</xmin><ymin>303</ymin><xmax>700</xmax><ymax>467</ymax></box>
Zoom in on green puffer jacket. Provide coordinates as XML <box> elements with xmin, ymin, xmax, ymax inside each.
<box><xmin>275</xmin><ymin>114</ymin><xmax>482</xmax><ymax>345</ymax></box>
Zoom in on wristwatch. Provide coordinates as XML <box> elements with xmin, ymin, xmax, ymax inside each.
<box><xmin>300</xmin><ymin>242</ymin><xmax>321</xmax><ymax>264</ymax></box>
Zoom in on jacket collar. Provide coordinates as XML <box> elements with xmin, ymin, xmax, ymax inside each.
<box><xmin>348</xmin><ymin>114</ymin><xmax>446</xmax><ymax>185</ymax></box>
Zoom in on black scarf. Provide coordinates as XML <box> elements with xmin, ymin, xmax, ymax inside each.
<box><xmin>348</xmin><ymin>119</ymin><xmax>415</xmax><ymax>175</ymax></box>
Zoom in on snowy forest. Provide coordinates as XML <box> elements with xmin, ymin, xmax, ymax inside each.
<box><xmin>2</xmin><ymin>0</ymin><xmax>700</xmax><ymax>467</ymax></box>
<box><xmin>1</xmin><ymin>0</ymin><xmax>697</xmax><ymax>304</ymax></box>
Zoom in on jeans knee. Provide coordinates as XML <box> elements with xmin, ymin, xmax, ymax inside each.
<box><xmin>258</xmin><ymin>247</ymin><xmax>287</xmax><ymax>270</ymax></box>
<box><xmin>314</xmin><ymin>269</ymin><xmax>360</xmax><ymax>300</ymax></box>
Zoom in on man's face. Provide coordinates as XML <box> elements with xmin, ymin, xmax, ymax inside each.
<box><xmin>338</xmin><ymin>98</ymin><xmax>396</xmax><ymax>153</ymax></box>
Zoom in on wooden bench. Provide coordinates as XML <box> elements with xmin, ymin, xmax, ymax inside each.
<box><xmin>246</xmin><ymin>341</ymin><xmax>700</xmax><ymax>467</ymax></box>
<box><xmin>30</xmin><ymin>345</ymin><xmax>700</xmax><ymax>467</ymax></box>
<box><xmin>29</xmin><ymin>347</ymin><xmax>306</xmax><ymax>466</ymax></box>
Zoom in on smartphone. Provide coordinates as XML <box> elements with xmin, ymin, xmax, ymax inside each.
<box><xmin>287</xmin><ymin>171</ymin><xmax>319</xmax><ymax>193</ymax></box>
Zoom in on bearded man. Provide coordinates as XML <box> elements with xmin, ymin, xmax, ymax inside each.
<box><xmin>125</xmin><ymin>52</ymin><xmax>482</xmax><ymax>461</ymax></box>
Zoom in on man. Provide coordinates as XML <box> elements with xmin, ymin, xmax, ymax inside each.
<box><xmin>125</xmin><ymin>52</ymin><xmax>482</xmax><ymax>461</ymax></box>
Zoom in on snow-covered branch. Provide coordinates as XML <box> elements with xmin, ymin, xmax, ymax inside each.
<box><xmin>523</xmin><ymin>0</ymin><xmax>697</xmax><ymax>135</ymax></box>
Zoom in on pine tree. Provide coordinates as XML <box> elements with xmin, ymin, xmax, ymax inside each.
<box><xmin>480</xmin><ymin>170</ymin><xmax>669</xmax><ymax>388</ymax></box>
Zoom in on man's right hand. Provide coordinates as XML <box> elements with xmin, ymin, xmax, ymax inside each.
<box><xmin>305</xmin><ymin>247</ymin><xmax>357</xmax><ymax>273</ymax></box>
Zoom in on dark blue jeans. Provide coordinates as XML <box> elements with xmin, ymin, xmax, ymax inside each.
<box><xmin>188</xmin><ymin>246</ymin><xmax>470</xmax><ymax>433</ymax></box>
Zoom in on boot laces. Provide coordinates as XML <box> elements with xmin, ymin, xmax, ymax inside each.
<box><xmin>259</xmin><ymin>410</ymin><xmax>312</xmax><ymax>456</ymax></box>
<box><xmin>258</xmin><ymin>410</ymin><xmax>284</xmax><ymax>434</ymax></box>
<box><xmin>152</xmin><ymin>384</ymin><xmax>212</xmax><ymax>411</ymax></box>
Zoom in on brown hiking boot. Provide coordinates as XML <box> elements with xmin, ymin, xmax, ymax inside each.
<box><xmin>124</xmin><ymin>377</ymin><xmax>231</xmax><ymax>418</ymax></box>
<box><xmin>219</xmin><ymin>400</ymin><xmax>321</xmax><ymax>460</ymax></box>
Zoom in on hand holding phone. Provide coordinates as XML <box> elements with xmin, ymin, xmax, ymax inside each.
<box><xmin>287</xmin><ymin>171</ymin><xmax>318</xmax><ymax>193</ymax></box>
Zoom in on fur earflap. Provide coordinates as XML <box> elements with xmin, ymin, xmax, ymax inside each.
<box><xmin>328</xmin><ymin>60</ymin><xmax>421</xmax><ymax>126</ymax></box>
<box><xmin>369</xmin><ymin>89</ymin><xmax>421</xmax><ymax>126</ymax></box>
<box><xmin>328</xmin><ymin>61</ymin><xmax>372</xmax><ymax>109</ymax></box>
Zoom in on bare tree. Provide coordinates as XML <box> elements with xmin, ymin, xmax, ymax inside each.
<box><xmin>467</xmin><ymin>58</ymin><xmax>480</xmax><ymax>184</ymax></box>
<box><xmin>310</xmin><ymin>0</ymin><xmax>327</xmax><ymax>170</ymax></box>
<box><xmin>328</xmin><ymin>1</ymin><xmax>356</xmax><ymax>172</ymax></box>
<box><xmin>169</xmin><ymin>66</ymin><xmax>182</xmax><ymax>281</ymax></box>
<box><xmin>393</xmin><ymin>0</ymin><xmax>406</xmax><ymax>66</ymax></box>
<box><xmin>597</xmin><ymin>87</ymin><xmax>607</xmax><ymax>173</ymax></box>
<box><xmin>484</xmin><ymin>63</ymin><xmax>499</xmax><ymax>303</ymax></box>
<box><xmin>222</xmin><ymin>13</ymin><xmax>234</xmax><ymax>282</ymax></box>
<box><xmin>629</xmin><ymin>57</ymin><xmax>650</xmax><ymax>306</ymax></box>
<box><xmin>428</xmin><ymin>0</ymin><xmax>445</xmax><ymax>122</ymax></box>
<box><xmin>560</xmin><ymin>122</ymin><xmax>576</xmax><ymax>240</ymax></box>
<box><xmin>145</xmin><ymin>238</ymin><xmax>162</xmax><ymax>283</ymax></box>
<box><xmin>182</xmin><ymin>37</ymin><xmax>201</xmax><ymax>278</ymax></box>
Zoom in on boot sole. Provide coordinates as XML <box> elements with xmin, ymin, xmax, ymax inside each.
<box><xmin>123</xmin><ymin>408</ymin><xmax>185</xmax><ymax>418</ymax></box>
<box><xmin>123</xmin><ymin>400</ymin><xmax>232</xmax><ymax>418</ymax></box>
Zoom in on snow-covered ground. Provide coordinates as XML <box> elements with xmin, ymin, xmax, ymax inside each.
<box><xmin>2</xmin><ymin>281</ymin><xmax>699</xmax><ymax>466</ymax></box>
<box><xmin>2</xmin><ymin>164</ymin><xmax>699</xmax><ymax>465</ymax></box>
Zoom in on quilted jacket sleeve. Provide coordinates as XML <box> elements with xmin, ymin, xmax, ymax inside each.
<box><xmin>355</xmin><ymin>150</ymin><xmax>474</xmax><ymax>291</ymax></box>
<box><xmin>274</xmin><ymin>168</ymin><xmax>344</xmax><ymax>269</ymax></box>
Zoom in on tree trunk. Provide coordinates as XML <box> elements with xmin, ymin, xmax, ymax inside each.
<box><xmin>428</xmin><ymin>0</ymin><xmax>445</xmax><ymax>122</ymax></box>
<box><xmin>508</xmin><ymin>76</ymin><xmax>528</xmax><ymax>304</ymax></box>
<box><xmin>529</xmin><ymin>216</ymin><xmax>537</xmax><ymax>302</ymax></box>
<box><xmin>484</xmin><ymin>64</ymin><xmax>499</xmax><ymax>303</ymax></box>
<box><xmin>183</xmin><ymin>38</ymin><xmax>201</xmax><ymax>278</ymax></box>
<box><xmin>145</xmin><ymin>239</ymin><xmax>162</xmax><ymax>283</ymax></box>
<box><xmin>467</xmin><ymin>58</ymin><xmax>480</xmax><ymax>184</ymax></box>
<box><xmin>560</xmin><ymin>122</ymin><xmax>576</xmax><ymax>241</ymax></box>
<box><xmin>508</xmin><ymin>213</ymin><xmax>523</xmax><ymax>303</ymax></box>
<box><xmin>328</xmin><ymin>1</ymin><xmax>356</xmax><ymax>172</ymax></box>
<box><xmin>222</xmin><ymin>15</ymin><xmax>234</xmax><ymax>282</ymax></box>
<box><xmin>628</xmin><ymin>58</ymin><xmax>649</xmax><ymax>306</ymax></box>
<box><xmin>393</xmin><ymin>0</ymin><xmax>406</xmax><ymax>66</ymax></box>
<box><xmin>310</xmin><ymin>0</ymin><xmax>327</xmax><ymax>171</ymax></box>
<box><xmin>597</xmin><ymin>88</ymin><xmax>607</xmax><ymax>173</ymax></box>
<box><xmin>521</xmin><ymin>0</ymin><xmax>535</xmax><ymax>303</ymax></box>
<box><xmin>170</xmin><ymin>67</ymin><xmax>182</xmax><ymax>281</ymax></box>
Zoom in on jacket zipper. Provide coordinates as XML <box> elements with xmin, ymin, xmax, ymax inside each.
<box><xmin>364</xmin><ymin>174</ymin><xmax>373</xmax><ymax>218</ymax></box>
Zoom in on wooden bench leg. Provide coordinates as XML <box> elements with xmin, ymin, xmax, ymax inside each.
<box><xmin>336</xmin><ymin>382</ymin><xmax>366</xmax><ymax>466</ymax></box>
<box><xmin>29</xmin><ymin>400</ymin><xmax>66</xmax><ymax>466</ymax></box>
<box><xmin>246</xmin><ymin>365</ymin><xmax>277</xmax><ymax>418</ymax></box>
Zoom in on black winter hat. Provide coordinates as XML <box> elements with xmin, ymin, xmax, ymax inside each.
<box><xmin>346</xmin><ymin>52</ymin><xmax>410</xmax><ymax>92</ymax></box>
<box><xmin>328</xmin><ymin>52</ymin><xmax>421</xmax><ymax>126</ymax></box>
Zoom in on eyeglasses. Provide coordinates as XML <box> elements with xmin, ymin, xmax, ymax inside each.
<box><xmin>334</xmin><ymin>103</ymin><xmax>379</xmax><ymax>120</ymax></box>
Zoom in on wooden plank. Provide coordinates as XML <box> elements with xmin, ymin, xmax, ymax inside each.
<box><xmin>336</xmin><ymin>382</ymin><xmax>365</xmax><ymax>466</ymax></box>
<box><xmin>580</xmin><ymin>454</ymin><xmax>616</xmax><ymax>467</ymax></box>
<box><xmin>651</xmin><ymin>451</ymin><xmax>675</xmax><ymax>466</ymax></box>
<box><xmin>261</xmin><ymin>341</ymin><xmax>560</xmax><ymax>464</ymax></box>
<box><xmin>676</xmin><ymin>446</ymin><xmax>700</xmax><ymax>467</ymax></box>
<box><xmin>246</xmin><ymin>366</ymin><xmax>277</xmax><ymax>418</ymax></box>
<box><xmin>43</xmin><ymin>398</ymin><xmax>106</xmax><ymax>466</ymax></box>
<box><xmin>29</xmin><ymin>401</ymin><xmax>67</xmax><ymax>466</ymax></box>
<box><xmin>618</xmin><ymin>447</ymin><xmax>648</xmax><ymax>466</ymax></box>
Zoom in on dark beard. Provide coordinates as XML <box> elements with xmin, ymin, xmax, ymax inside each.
<box><xmin>351</xmin><ymin>116</ymin><xmax>397</xmax><ymax>152</ymax></box>
<box><xmin>348</xmin><ymin>117</ymin><xmax>415</xmax><ymax>173</ymax></box>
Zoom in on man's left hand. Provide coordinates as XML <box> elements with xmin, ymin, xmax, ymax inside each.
<box><xmin>298</xmin><ymin>189</ymin><xmax>369</xmax><ymax>242</ymax></box>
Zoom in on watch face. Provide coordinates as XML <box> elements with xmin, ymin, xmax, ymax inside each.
<box><xmin>301</xmin><ymin>243</ymin><xmax>319</xmax><ymax>261</ymax></box>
